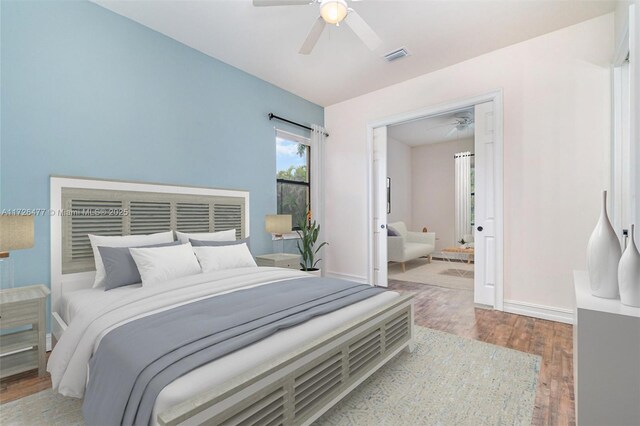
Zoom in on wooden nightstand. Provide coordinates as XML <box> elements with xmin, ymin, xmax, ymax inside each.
<box><xmin>255</xmin><ymin>253</ymin><xmax>301</xmax><ymax>270</ymax></box>
<box><xmin>0</xmin><ymin>284</ymin><xmax>50</xmax><ymax>379</ymax></box>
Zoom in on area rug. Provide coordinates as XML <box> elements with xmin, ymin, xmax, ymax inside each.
<box><xmin>388</xmin><ymin>258</ymin><xmax>474</xmax><ymax>290</ymax></box>
<box><xmin>0</xmin><ymin>327</ymin><xmax>539</xmax><ymax>426</ymax></box>
<box><xmin>318</xmin><ymin>327</ymin><xmax>539</xmax><ymax>425</ymax></box>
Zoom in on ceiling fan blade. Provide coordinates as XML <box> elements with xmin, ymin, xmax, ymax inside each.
<box><xmin>299</xmin><ymin>16</ymin><xmax>326</xmax><ymax>55</ymax></box>
<box><xmin>253</xmin><ymin>0</ymin><xmax>311</xmax><ymax>6</ymax></box>
<box><xmin>424</xmin><ymin>122</ymin><xmax>458</xmax><ymax>131</ymax></box>
<box><xmin>344</xmin><ymin>9</ymin><xmax>382</xmax><ymax>51</ymax></box>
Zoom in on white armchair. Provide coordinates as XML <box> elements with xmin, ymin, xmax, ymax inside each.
<box><xmin>387</xmin><ymin>222</ymin><xmax>436</xmax><ymax>272</ymax></box>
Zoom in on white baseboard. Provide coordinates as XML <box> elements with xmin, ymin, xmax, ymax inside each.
<box><xmin>324</xmin><ymin>271</ymin><xmax>369</xmax><ymax>284</ymax></box>
<box><xmin>503</xmin><ymin>300</ymin><xmax>574</xmax><ymax>324</ymax></box>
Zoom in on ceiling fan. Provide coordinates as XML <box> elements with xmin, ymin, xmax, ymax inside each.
<box><xmin>423</xmin><ymin>112</ymin><xmax>475</xmax><ymax>137</ymax></box>
<box><xmin>450</xmin><ymin>112</ymin><xmax>474</xmax><ymax>133</ymax></box>
<box><xmin>253</xmin><ymin>0</ymin><xmax>382</xmax><ymax>55</ymax></box>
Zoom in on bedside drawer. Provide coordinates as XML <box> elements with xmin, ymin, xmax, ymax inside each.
<box><xmin>255</xmin><ymin>255</ymin><xmax>301</xmax><ymax>270</ymax></box>
<box><xmin>275</xmin><ymin>260</ymin><xmax>299</xmax><ymax>269</ymax></box>
<box><xmin>0</xmin><ymin>348</ymin><xmax>38</xmax><ymax>379</ymax></box>
<box><xmin>0</xmin><ymin>330</ymin><xmax>39</xmax><ymax>355</ymax></box>
<box><xmin>0</xmin><ymin>301</ymin><xmax>39</xmax><ymax>328</ymax></box>
<box><xmin>256</xmin><ymin>259</ymin><xmax>296</xmax><ymax>268</ymax></box>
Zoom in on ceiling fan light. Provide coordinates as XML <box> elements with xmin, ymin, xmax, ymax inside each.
<box><xmin>320</xmin><ymin>0</ymin><xmax>348</xmax><ymax>25</ymax></box>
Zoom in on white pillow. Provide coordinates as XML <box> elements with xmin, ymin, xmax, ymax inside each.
<box><xmin>89</xmin><ymin>231</ymin><xmax>174</xmax><ymax>288</ymax></box>
<box><xmin>129</xmin><ymin>243</ymin><xmax>202</xmax><ymax>286</ymax></box>
<box><xmin>175</xmin><ymin>229</ymin><xmax>236</xmax><ymax>244</ymax></box>
<box><xmin>193</xmin><ymin>243</ymin><xmax>257</xmax><ymax>273</ymax></box>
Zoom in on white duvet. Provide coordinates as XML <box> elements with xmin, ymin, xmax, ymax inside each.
<box><xmin>48</xmin><ymin>267</ymin><xmax>398</xmax><ymax>424</ymax></box>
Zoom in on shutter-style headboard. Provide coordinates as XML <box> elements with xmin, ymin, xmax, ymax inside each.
<box><xmin>50</xmin><ymin>177</ymin><xmax>250</xmax><ymax>313</ymax></box>
<box><xmin>60</xmin><ymin>188</ymin><xmax>245</xmax><ymax>274</ymax></box>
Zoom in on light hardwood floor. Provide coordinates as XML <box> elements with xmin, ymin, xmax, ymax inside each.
<box><xmin>0</xmin><ymin>280</ymin><xmax>575</xmax><ymax>425</ymax></box>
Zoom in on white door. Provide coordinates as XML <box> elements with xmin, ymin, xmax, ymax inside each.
<box><xmin>373</xmin><ymin>126</ymin><xmax>388</xmax><ymax>287</ymax></box>
<box><xmin>474</xmin><ymin>101</ymin><xmax>496</xmax><ymax>306</ymax></box>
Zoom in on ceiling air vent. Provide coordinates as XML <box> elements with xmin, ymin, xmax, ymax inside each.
<box><xmin>384</xmin><ymin>48</ymin><xmax>410</xmax><ymax>63</ymax></box>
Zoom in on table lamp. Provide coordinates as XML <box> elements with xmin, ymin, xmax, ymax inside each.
<box><xmin>265</xmin><ymin>214</ymin><xmax>292</xmax><ymax>253</ymax></box>
<box><xmin>0</xmin><ymin>214</ymin><xmax>35</xmax><ymax>289</ymax></box>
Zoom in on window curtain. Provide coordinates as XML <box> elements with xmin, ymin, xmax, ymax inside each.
<box><xmin>310</xmin><ymin>124</ymin><xmax>326</xmax><ymax>272</ymax></box>
<box><xmin>454</xmin><ymin>152</ymin><xmax>472</xmax><ymax>244</ymax></box>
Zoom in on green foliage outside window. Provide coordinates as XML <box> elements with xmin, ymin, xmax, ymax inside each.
<box><xmin>277</xmin><ymin>165</ymin><xmax>307</xmax><ymax>182</ymax></box>
<box><xmin>277</xmin><ymin>140</ymin><xmax>310</xmax><ymax>229</ymax></box>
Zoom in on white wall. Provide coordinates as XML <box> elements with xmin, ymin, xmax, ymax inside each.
<box><xmin>386</xmin><ymin>138</ymin><xmax>413</xmax><ymax>226</ymax></box>
<box><xmin>324</xmin><ymin>14</ymin><xmax>614</xmax><ymax>312</ymax></box>
<box><xmin>412</xmin><ymin>138</ymin><xmax>474</xmax><ymax>251</ymax></box>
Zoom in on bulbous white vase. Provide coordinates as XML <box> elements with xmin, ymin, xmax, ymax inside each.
<box><xmin>619</xmin><ymin>224</ymin><xmax>640</xmax><ymax>307</ymax></box>
<box><xmin>587</xmin><ymin>190</ymin><xmax>622</xmax><ymax>298</ymax></box>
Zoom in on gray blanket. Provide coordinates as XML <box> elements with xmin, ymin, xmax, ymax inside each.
<box><xmin>82</xmin><ymin>277</ymin><xmax>386</xmax><ymax>426</ymax></box>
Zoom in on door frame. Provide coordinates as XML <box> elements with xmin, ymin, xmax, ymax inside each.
<box><xmin>611</xmin><ymin>6</ymin><xmax>632</xmax><ymax>240</ymax></box>
<box><xmin>365</xmin><ymin>89</ymin><xmax>504</xmax><ymax>310</ymax></box>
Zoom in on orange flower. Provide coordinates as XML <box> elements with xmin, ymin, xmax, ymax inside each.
<box><xmin>307</xmin><ymin>210</ymin><xmax>312</xmax><ymax>222</ymax></box>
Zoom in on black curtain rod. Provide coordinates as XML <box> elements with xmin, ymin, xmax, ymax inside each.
<box><xmin>268</xmin><ymin>113</ymin><xmax>329</xmax><ymax>137</ymax></box>
<box><xmin>453</xmin><ymin>153</ymin><xmax>475</xmax><ymax>158</ymax></box>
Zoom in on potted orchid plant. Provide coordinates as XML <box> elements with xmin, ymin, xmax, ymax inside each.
<box><xmin>296</xmin><ymin>210</ymin><xmax>328</xmax><ymax>276</ymax></box>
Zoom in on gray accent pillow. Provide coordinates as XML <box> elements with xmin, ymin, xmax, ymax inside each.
<box><xmin>98</xmin><ymin>241</ymin><xmax>181</xmax><ymax>291</ymax></box>
<box><xmin>189</xmin><ymin>237</ymin><xmax>250</xmax><ymax>250</ymax></box>
<box><xmin>387</xmin><ymin>226</ymin><xmax>400</xmax><ymax>237</ymax></box>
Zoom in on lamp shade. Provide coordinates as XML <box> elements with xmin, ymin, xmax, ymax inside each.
<box><xmin>265</xmin><ymin>215</ymin><xmax>292</xmax><ymax>236</ymax></box>
<box><xmin>0</xmin><ymin>215</ymin><xmax>35</xmax><ymax>253</ymax></box>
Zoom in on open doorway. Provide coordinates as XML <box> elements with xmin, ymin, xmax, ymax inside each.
<box><xmin>368</xmin><ymin>92</ymin><xmax>503</xmax><ymax>309</ymax></box>
<box><xmin>386</xmin><ymin>108</ymin><xmax>476</xmax><ymax>293</ymax></box>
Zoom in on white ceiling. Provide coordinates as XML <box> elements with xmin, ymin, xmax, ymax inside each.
<box><xmin>93</xmin><ymin>0</ymin><xmax>616</xmax><ymax>107</ymax></box>
<box><xmin>388</xmin><ymin>108</ymin><xmax>474</xmax><ymax>146</ymax></box>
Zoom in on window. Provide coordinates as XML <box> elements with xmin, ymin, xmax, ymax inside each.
<box><xmin>276</xmin><ymin>130</ymin><xmax>310</xmax><ymax>229</ymax></box>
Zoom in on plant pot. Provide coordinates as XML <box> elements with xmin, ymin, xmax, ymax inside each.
<box><xmin>302</xmin><ymin>268</ymin><xmax>322</xmax><ymax>277</ymax></box>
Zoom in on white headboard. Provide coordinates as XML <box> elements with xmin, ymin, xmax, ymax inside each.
<box><xmin>50</xmin><ymin>176</ymin><xmax>250</xmax><ymax>314</ymax></box>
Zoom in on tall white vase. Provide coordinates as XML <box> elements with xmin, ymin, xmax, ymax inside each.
<box><xmin>587</xmin><ymin>190</ymin><xmax>622</xmax><ymax>298</ymax></box>
<box><xmin>618</xmin><ymin>224</ymin><xmax>640</xmax><ymax>307</ymax></box>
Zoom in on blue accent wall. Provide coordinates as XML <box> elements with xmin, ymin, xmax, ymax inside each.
<box><xmin>1</xmin><ymin>1</ymin><xmax>323</xmax><ymax>290</ymax></box>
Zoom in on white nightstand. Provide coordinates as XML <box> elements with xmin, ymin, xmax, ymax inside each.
<box><xmin>255</xmin><ymin>253</ymin><xmax>301</xmax><ymax>270</ymax></box>
<box><xmin>0</xmin><ymin>284</ymin><xmax>50</xmax><ymax>379</ymax></box>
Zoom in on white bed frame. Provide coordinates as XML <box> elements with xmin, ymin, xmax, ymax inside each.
<box><xmin>50</xmin><ymin>176</ymin><xmax>414</xmax><ymax>426</ymax></box>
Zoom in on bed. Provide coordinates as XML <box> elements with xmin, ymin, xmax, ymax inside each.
<box><xmin>49</xmin><ymin>177</ymin><xmax>414</xmax><ymax>426</ymax></box>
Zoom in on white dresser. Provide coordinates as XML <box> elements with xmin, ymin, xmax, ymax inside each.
<box><xmin>573</xmin><ymin>270</ymin><xmax>640</xmax><ymax>426</ymax></box>
<box><xmin>255</xmin><ymin>253</ymin><xmax>301</xmax><ymax>270</ymax></box>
